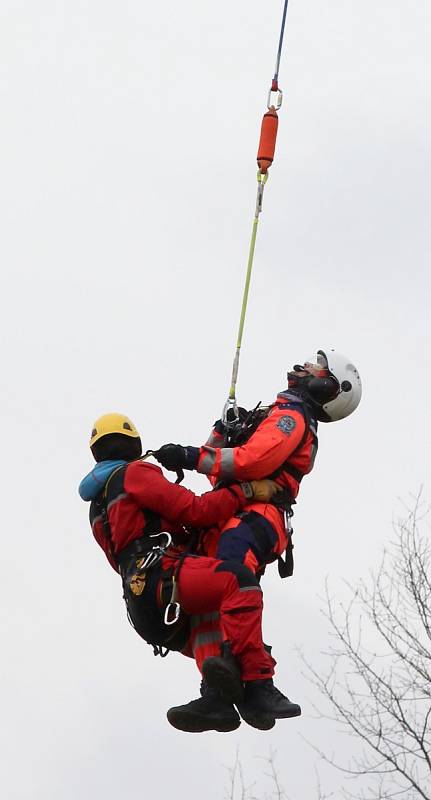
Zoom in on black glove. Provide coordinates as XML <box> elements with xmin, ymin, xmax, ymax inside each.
<box><xmin>154</xmin><ymin>443</ymin><xmax>200</xmax><ymax>472</ymax></box>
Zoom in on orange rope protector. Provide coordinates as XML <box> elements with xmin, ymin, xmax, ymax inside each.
<box><xmin>257</xmin><ymin>106</ymin><xmax>279</xmax><ymax>174</ymax></box>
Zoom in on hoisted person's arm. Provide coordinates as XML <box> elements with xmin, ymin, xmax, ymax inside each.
<box><xmin>124</xmin><ymin>461</ymin><xmax>278</xmax><ymax>527</ymax></box>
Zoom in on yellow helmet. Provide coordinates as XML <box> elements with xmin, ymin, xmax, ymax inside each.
<box><xmin>90</xmin><ymin>413</ymin><xmax>141</xmax><ymax>447</ymax></box>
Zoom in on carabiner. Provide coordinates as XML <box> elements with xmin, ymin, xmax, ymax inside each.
<box><xmin>222</xmin><ymin>396</ymin><xmax>239</xmax><ymax>427</ymax></box>
<box><xmin>164</xmin><ymin>602</ymin><xmax>181</xmax><ymax>626</ymax></box>
<box><xmin>149</xmin><ymin>532</ymin><xmax>172</xmax><ymax>549</ymax></box>
<box><xmin>267</xmin><ymin>87</ymin><xmax>283</xmax><ymax>110</ymax></box>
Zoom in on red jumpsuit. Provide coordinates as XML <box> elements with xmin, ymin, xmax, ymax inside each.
<box><xmin>88</xmin><ymin>460</ymin><xmax>275</xmax><ymax>681</ymax></box>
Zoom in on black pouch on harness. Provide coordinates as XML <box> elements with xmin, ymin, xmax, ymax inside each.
<box><xmin>120</xmin><ymin>546</ymin><xmax>190</xmax><ymax>655</ymax></box>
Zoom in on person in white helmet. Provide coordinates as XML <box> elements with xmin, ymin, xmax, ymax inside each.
<box><xmin>154</xmin><ymin>349</ymin><xmax>362</xmax><ymax>732</ymax></box>
<box><xmin>155</xmin><ymin>349</ymin><xmax>362</xmax><ymax>576</ymax></box>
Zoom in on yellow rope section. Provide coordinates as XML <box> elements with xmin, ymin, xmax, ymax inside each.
<box><xmin>224</xmin><ymin>171</ymin><xmax>268</xmax><ymax>419</ymax></box>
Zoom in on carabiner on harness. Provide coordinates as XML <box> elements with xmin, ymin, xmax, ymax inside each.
<box><xmin>135</xmin><ymin>532</ymin><xmax>173</xmax><ymax>573</ymax></box>
<box><xmin>164</xmin><ymin>576</ymin><xmax>181</xmax><ymax>626</ymax></box>
<box><xmin>164</xmin><ymin>601</ymin><xmax>181</xmax><ymax>626</ymax></box>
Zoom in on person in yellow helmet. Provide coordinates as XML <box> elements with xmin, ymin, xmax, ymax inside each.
<box><xmin>79</xmin><ymin>413</ymin><xmax>302</xmax><ymax>733</ymax></box>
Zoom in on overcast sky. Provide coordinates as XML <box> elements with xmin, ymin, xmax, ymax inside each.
<box><xmin>1</xmin><ymin>1</ymin><xmax>430</xmax><ymax>797</ymax></box>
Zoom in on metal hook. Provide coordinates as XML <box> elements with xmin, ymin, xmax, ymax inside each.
<box><xmin>267</xmin><ymin>87</ymin><xmax>283</xmax><ymax>110</ymax></box>
<box><xmin>164</xmin><ymin>602</ymin><xmax>181</xmax><ymax>626</ymax></box>
<box><xmin>222</xmin><ymin>396</ymin><xmax>239</xmax><ymax>427</ymax></box>
<box><xmin>149</xmin><ymin>532</ymin><xmax>172</xmax><ymax>548</ymax></box>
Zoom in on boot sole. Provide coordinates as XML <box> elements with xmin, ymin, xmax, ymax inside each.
<box><xmin>274</xmin><ymin>706</ymin><xmax>301</xmax><ymax>719</ymax></box>
<box><xmin>238</xmin><ymin>704</ymin><xmax>301</xmax><ymax>726</ymax></box>
<box><xmin>202</xmin><ymin>658</ymin><xmax>244</xmax><ymax>704</ymax></box>
<box><xmin>167</xmin><ymin>708</ymin><xmax>241</xmax><ymax>733</ymax></box>
<box><xmin>237</xmin><ymin>708</ymin><xmax>276</xmax><ymax>731</ymax></box>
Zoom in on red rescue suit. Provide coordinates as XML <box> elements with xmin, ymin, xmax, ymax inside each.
<box><xmin>88</xmin><ymin>460</ymin><xmax>275</xmax><ymax>681</ymax></box>
<box><xmin>197</xmin><ymin>392</ymin><xmax>318</xmax><ymax>571</ymax></box>
<box><xmin>89</xmin><ymin>461</ymin><xmax>248</xmax><ymax>570</ymax></box>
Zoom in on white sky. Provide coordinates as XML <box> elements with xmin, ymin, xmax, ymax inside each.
<box><xmin>1</xmin><ymin>1</ymin><xmax>430</xmax><ymax>797</ymax></box>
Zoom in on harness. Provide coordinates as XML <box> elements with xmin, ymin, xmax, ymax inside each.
<box><xmin>268</xmin><ymin>394</ymin><xmax>318</xmax><ymax>487</ymax></box>
<box><xmin>94</xmin><ymin>463</ymin><xmax>190</xmax><ymax>656</ymax></box>
<box><xmin>225</xmin><ymin>393</ymin><xmax>318</xmax><ymax>578</ymax></box>
<box><xmin>227</xmin><ymin>392</ymin><xmax>318</xmax><ymax>495</ymax></box>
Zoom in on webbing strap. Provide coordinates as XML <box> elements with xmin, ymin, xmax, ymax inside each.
<box><xmin>268</xmin><ymin>401</ymin><xmax>318</xmax><ymax>482</ymax></box>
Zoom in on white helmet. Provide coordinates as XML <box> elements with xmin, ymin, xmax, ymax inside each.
<box><xmin>314</xmin><ymin>348</ymin><xmax>362</xmax><ymax>422</ymax></box>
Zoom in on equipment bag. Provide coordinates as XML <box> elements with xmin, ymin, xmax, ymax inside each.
<box><xmin>120</xmin><ymin>548</ymin><xmax>190</xmax><ymax>656</ymax></box>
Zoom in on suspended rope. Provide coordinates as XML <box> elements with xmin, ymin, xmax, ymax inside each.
<box><xmin>272</xmin><ymin>0</ymin><xmax>289</xmax><ymax>92</ymax></box>
<box><xmin>223</xmin><ymin>0</ymin><xmax>290</xmax><ymax>424</ymax></box>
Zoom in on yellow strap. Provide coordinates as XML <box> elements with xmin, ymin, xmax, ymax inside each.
<box><xmin>227</xmin><ymin>171</ymin><xmax>269</xmax><ymax>404</ymax></box>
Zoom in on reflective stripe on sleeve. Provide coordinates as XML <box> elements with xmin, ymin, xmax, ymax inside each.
<box><xmin>219</xmin><ymin>449</ymin><xmax>235</xmax><ymax>480</ymax></box>
<box><xmin>198</xmin><ymin>448</ymin><xmax>218</xmax><ymax>475</ymax></box>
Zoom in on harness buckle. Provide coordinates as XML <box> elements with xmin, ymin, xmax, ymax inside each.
<box><xmin>284</xmin><ymin>507</ymin><xmax>294</xmax><ymax>533</ymax></box>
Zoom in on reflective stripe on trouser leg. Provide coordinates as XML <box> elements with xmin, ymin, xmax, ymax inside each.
<box><xmin>190</xmin><ymin>613</ymin><xmax>222</xmax><ymax>672</ymax></box>
<box><xmin>175</xmin><ymin>555</ymin><xmax>275</xmax><ymax>681</ymax></box>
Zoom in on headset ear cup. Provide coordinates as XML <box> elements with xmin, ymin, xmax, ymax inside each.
<box><xmin>307</xmin><ymin>377</ymin><xmax>339</xmax><ymax>404</ymax></box>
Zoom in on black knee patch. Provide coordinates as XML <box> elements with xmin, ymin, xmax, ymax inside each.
<box><xmin>215</xmin><ymin>560</ymin><xmax>260</xmax><ymax>589</ymax></box>
<box><xmin>238</xmin><ymin>512</ymin><xmax>278</xmax><ymax>561</ymax></box>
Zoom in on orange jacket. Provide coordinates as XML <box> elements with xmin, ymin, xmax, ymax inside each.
<box><xmin>197</xmin><ymin>391</ymin><xmax>318</xmax><ymax>548</ymax></box>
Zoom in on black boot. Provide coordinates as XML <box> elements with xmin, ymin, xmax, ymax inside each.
<box><xmin>167</xmin><ymin>686</ymin><xmax>241</xmax><ymax>733</ymax></box>
<box><xmin>238</xmin><ymin>679</ymin><xmax>301</xmax><ymax>721</ymax></box>
<box><xmin>235</xmin><ymin>642</ymin><xmax>276</xmax><ymax>729</ymax></box>
<box><xmin>202</xmin><ymin>642</ymin><xmax>244</xmax><ymax>704</ymax></box>
<box><xmin>236</xmin><ymin>702</ymin><xmax>276</xmax><ymax>731</ymax></box>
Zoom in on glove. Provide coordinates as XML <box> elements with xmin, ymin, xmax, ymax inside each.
<box><xmin>154</xmin><ymin>443</ymin><xmax>200</xmax><ymax>471</ymax></box>
<box><xmin>243</xmin><ymin>479</ymin><xmax>282</xmax><ymax>503</ymax></box>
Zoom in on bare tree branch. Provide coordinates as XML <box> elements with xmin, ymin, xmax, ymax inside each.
<box><xmin>301</xmin><ymin>496</ymin><xmax>431</xmax><ymax>799</ymax></box>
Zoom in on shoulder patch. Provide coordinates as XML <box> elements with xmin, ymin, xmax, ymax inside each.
<box><xmin>277</xmin><ymin>415</ymin><xmax>297</xmax><ymax>436</ymax></box>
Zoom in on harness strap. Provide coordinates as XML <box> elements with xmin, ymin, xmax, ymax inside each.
<box><xmin>236</xmin><ymin>510</ymin><xmax>278</xmax><ymax>564</ymax></box>
<box><xmin>98</xmin><ymin>463</ymin><xmax>162</xmax><ymax>568</ymax></box>
<box><xmin>277</xmin><ymin>529</ymin><xmax>294</xmax><ymax>578</ymax></box>
<box><xmin>237</xmin><ymin>509</ymin><xmax>294</xmax><ymax>579</ymax></box>
<box><xmin>97</xmin><ymin>464</ymin><xmax>127</xmax><ymax>567</ymax></box>
<box><xmin>268</xmin><ymin>400</ymin><xmax>318</xmax><ymax>483</ymax></box>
